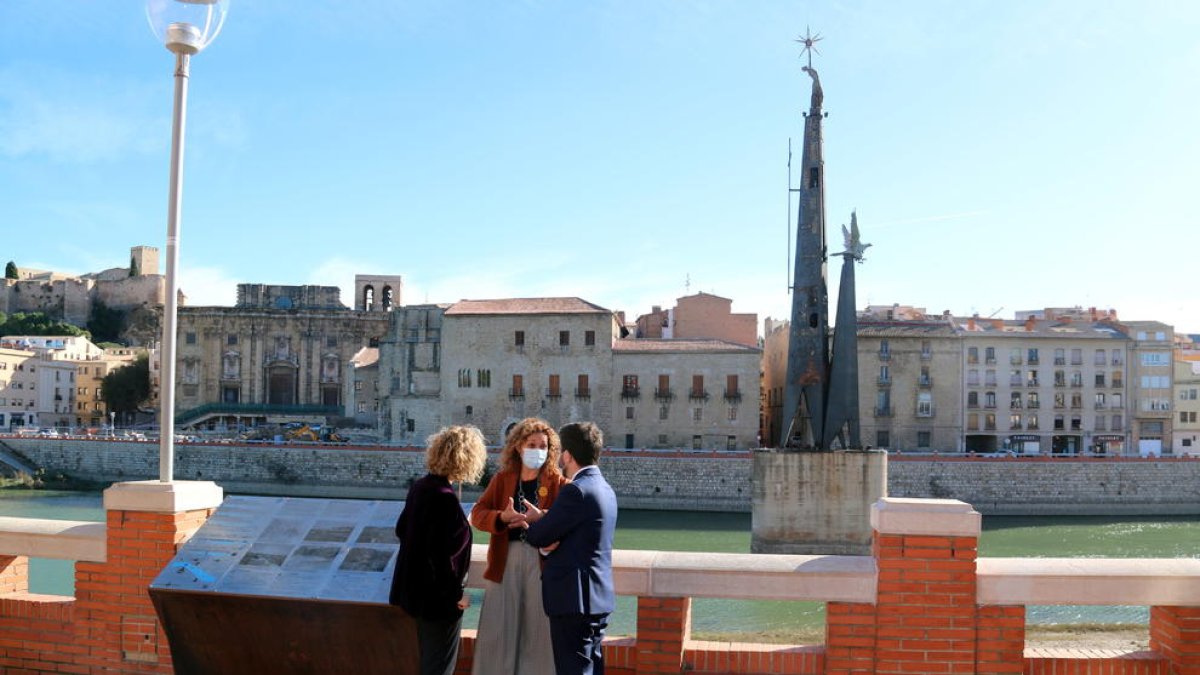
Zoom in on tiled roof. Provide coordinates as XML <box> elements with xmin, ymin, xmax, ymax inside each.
<box><xmin>350</xmin><ymin>347</ymin><xmax>379</xmax><ymax>368</ymax></box>
<box><xmin>952</xmin><ymin>317</ymin><xmax>1128</xmax><ymax>340</ymax></box>
<box><xmin>445</xmin><ymin>297</ymin><xmax>611</xmax><ymax>315</ymax></box>
<box><xmin>613</xmin><ymin>338</ymin><xmax>760</xmax><ymax>354</ymax></box>
<box><xmin>857</xmin><ymin>321</ymin><xmax>957</xmax><ymax>337</ymax></box>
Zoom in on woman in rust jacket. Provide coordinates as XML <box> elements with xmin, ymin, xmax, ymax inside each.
<box><xmin>469</xmin><ymin>418</ymin><xmax>568</xmax><ymax>675</ymax></box>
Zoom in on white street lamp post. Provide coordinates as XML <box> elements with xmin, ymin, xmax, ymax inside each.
<box><xmin>146</xmin><ymin>0</ymin><xmax>228</xmax><ymax>483</ymax></box>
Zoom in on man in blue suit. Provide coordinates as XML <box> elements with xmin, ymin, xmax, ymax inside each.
<box><xmin>523</xmin><ymin>422</ymin><xmax>617</xmax><ymax>675</ymax></box>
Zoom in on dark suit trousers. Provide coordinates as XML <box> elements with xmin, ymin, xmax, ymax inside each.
<box><xmin>549</xmin><ymin>613</ymin><xmax>608</xmax><ymax>675</ymax></box>
<box><xmin>416</xmin><ymin>615</ymin><xmax>462</xmax><ymax>675</ymax></box>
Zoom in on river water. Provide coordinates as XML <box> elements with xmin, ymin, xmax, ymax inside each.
<box><xmin>3</xmin><ymin>490</ymin><xmax>1198</xmax><ymax>638</ymax></box>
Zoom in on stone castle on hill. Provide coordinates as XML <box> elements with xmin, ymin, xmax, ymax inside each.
<box><xmin>1</xmin><ymin>246</ymin><xmax>166</xmax><ymax>345</ymax></box>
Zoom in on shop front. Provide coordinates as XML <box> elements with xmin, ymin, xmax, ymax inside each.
<box><xmin>1006</xmin><ymin>434</ymin><xmax>1041</xmax><ymax>455</ymax></box>
<box><xmin>1051</xmin><ymin>434</ymin><xmax>1082</xmax><ymax>455</ymax></box>
<box><xmin>1092</xmin><ymin>434</ymin><xmax>1126</xmax><ymax>456</ymax></box>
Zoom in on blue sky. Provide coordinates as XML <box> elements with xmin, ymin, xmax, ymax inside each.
<box><xmin>2</xmin><ymin>1</ymin><xmax>1198</xmax><ymax>333</ymax></box>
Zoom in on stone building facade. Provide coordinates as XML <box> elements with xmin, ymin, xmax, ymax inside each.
<box><xmin>377</xmin><ymin>297</ymin><xmax>761</xmax><ymax>450</ymax></box>
<box><xmin>611</xmin><ymin>339</ymin><xmax>760</xmax><ymax>450</ymax></box>
<box><xmin>437</xmin><ymin>297</ymin><xmax>618</xmax><ymax>444</ymax></box>
<box><xmin>173</xmin><ymin>284</ymin><xmax>390</xmax><ymax>429</ymax></box>
<box><xmin>377</xmin><ymin>304</ymin><xmax>447</xmax><ymax>444</ymax></box>
<box><xmin>353</xmin><ymin>275</ymin><xmax>403</xmax><ymax>313</ymax></box>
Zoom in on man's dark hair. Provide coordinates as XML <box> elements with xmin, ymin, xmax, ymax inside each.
<box><xmin>559</xmin><ymin>422</ymin><xmax>603</xmax><ymax>466</ymax></box>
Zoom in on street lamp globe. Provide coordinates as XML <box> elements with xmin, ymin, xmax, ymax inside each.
<box><xmin>145</xmin><ymin>0</ymin><xmax>229</xmax><ymax>55</ymax></box>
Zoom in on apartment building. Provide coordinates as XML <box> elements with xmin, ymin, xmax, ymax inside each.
<box><xmin>0</xmin><ymin>347</ymin><xmax>37</xmax><ymax>430</ymax></box>
<box><xmin>958</xmin><ymin>315</ymin><xmax>1129</xmax><ymax>455</ymax></box>
<box><xmin>858</xmin><ymin>314</ymin><xmax>961</xmax><ymax>452</ymax></box>
<box><xmin>760</xmin><ymin>305</ymin><xmax>1175</xmax><ymax>455</ymax></box>
<box><xmin>1126</xmin><ymin>321</ymin><xmax>1176</xmax><ymax>456</ymax></box>
<box><xmin>1174</xmin><ymin>359</ymin><xmax>1200</xmax><ymax>456</ymax></box>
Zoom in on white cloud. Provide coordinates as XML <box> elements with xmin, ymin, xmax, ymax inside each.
<box><xmin>179</xmin><ymin>265</ymin><xmax>240</xmax><ymax>307</ymax></box>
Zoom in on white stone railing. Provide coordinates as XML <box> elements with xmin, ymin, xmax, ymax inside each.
<box><xmin>978</xmin><ymin>557</ymin><xmax>1200</xmax><ymax>606</ymax></box>
<box><xmin>4</xmin><ymin>518</ymin><xmax>1200</xmax><ymax>609</ymax></box>
<box><xmin>0</xmin><ymin>517</ymin><xmax>106</xmax><ymax>562</ymax></box>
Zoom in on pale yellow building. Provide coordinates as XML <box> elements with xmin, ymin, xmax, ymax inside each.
<box><xmin>1174</xmin><ymin>359</ymin><xmax>1200</xmax><ymax>456</ymax></box>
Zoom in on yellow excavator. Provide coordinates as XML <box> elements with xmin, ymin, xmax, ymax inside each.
<box><xmin>283</xmin><ymin>424</ymin><xmax>346</xmax><ymax>443</ymax></box>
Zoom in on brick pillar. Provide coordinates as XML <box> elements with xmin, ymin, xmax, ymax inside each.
<box><xmin>870</xmin><ymin>497</ymin><xmax>982</xmax><ymax>675</ymax></box>
<box><xmin>1150</xmin><ymin>605</ymin><xmax>1200</xmax><ymax>674</ymax></box>
<box><xmin>636</xmin><ymin>596</ymin><xmax>691</xmax><ymax>673</ymax></box>
<box><xmin>0</xmin><ymin>555</ymin><xmax>29</xmax><ymax>594</ymax></box>
<box><xmin>975</xmin><ymin>605</ymin><xmax>1024</xmax><ymax>674</ymax></box>
<box><xmin>75</xmin><ymin>480</ymin><xmax>222</xmax><ymax>674</ymax></box>
<box><xmin>825</xmin><ymin>601</ymin><xmax>877</xmax><ymax>674</ymax></box>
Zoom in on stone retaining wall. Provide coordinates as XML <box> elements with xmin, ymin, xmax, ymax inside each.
<box><xmin>5</xmin><ymin>437</ymin><xmax>1200</xmax><ymax>514</ymax></box>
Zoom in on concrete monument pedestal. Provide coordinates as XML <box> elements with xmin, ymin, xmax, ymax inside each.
<box><xmin>751</xmin><ymin>449</ymin><xmax>887</xmax><ymax>555</ymax></box>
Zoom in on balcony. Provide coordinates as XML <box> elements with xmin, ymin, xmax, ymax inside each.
<box><xmin>688</xmin><ymin>388</ymin><xmax>709</xmax><ymax>402</ymax></box>
<box><xmin>508</xmin><ymin>388</ymin><xmax>525</xmax><ymax>400</ymax></box>
<box><xmin>986</xmin><ymin>357</ymin><xmax>997</xmax><ymax>365</ymax></box>
<box><xmin>1094</xmin><ymin>402</ymin><xmax>1106</xmax><ymax>410</ymax></box>
<box><xmin>1026</xmin><ymin>379</ymin><xmax>1040</xmax><ymax>387</ymax></box>
<box><xmin>1054</xmin><ymin>357</ymin><xmax>1066</xmax><ymax>366</ymax></box>
<box><xmin>654</xmin><ymin>387</ymin><xmax>674</xmax><ymax>401</ymax></box>
<box><xmin>1028</xmin><ymin>401</ymin><xmax>1041</xmax><ymax>409</ymax></box>
<box><xmin>574</xmin><ymin>387</ymin><xmax>591</xmax><ymax>400</ymax></box>
<box><xmin>878</xmin><ymin>351</ymin><xmax>891</xmax><ymax>361</ymax></box>
<box><xmin>874</xmin><ymin>406</ymin><xmax>893</xmax><ymax>417</ymax></box>
<box><xmin>620</xmin><ymin>386</ymin><xmax>640</xmax><ymax>401</ymax></box>
<box><xmin>546</xmin><ymin>389</ymin><xmax>562</xmax><ymax>399</ymax></box>
<box><xmin>877</xmin><ymin>376</ymin><xmax>891</xmax><ymax>386</ymax></box>
<box><xmin>723</xmin><ymin>388</ymin><xmax>742</xmax><ymax>404</ymax></box>
<box><xmin>1028</xmin><ymin>356</ymin><xmax>1040</xmax><ymax>365</ymax></box>
<box><xmin>918</xmin><ymin>376</ymin><xmax>933</xmax><ymax>388</ymax></box>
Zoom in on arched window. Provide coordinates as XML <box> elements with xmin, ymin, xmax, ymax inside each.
<box><xmin>382</xmin><ymin>286</ymin><xmax>394</xmax><ymax>311</ymax></box>
<box><xmin>362</xmin><ymin>285</ymin><xmax>375</xmax><ymax>312</ymax></box>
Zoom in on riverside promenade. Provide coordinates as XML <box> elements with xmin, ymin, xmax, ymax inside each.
<box><xmin>1</xmin><ymin>482</ymin><xmax>1199</xmax><ymax>674</ymax></box>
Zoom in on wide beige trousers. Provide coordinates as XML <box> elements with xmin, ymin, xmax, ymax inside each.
<box><xmin>471</xmin><ymin>541</ymin><xmax>555</xmax><ymax>675</ymax></box>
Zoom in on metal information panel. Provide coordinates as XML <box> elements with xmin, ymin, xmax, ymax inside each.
<box><xmin>151</xmin><ymin>495</ymin><xmax>404</xmax><ymax>603</ymax></box>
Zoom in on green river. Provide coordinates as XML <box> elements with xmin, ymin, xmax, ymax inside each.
<box><xmin>3</xmin><ymin>490</ymin><xmax>1198</xmax><ymax>639</ymax></box>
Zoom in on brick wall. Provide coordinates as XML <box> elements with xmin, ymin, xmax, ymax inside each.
<box><xmin>1</xmin><ymin>492</ymin><xmax>1198</xmax><ymax>674</ymax></box>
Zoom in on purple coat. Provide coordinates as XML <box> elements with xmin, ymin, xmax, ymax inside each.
<box><xmin>389</xmin><ymin>473</ymin><xmax>472</xmax><ymax>620</ymax></box>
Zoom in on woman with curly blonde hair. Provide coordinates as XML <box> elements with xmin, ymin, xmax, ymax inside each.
<box><xmin>469</xmin><ymin>418</ymin><xmax>568</xmax><ymax>675</ymax></box>
<box><xmin>391</xmin><ymin>426</ymin><xmax>487</xmax><ymax>675</ymax></box>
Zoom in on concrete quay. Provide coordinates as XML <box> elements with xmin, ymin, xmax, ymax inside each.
<box><xmin>5</xmin><ymin>435</ymin><xmax>1200</xmax><ymax>515</ymax></box>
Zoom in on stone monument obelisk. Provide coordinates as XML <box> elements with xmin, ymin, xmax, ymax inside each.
<box><xmin>752</xmin><ymin>30</ymin><xmax>887</xmax><ymax>555</ymax></box>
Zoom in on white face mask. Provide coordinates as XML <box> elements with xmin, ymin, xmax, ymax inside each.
<box><xmin>522</xmin><ymin>447</ymin><xmax>548</xmax><ymax>470</ymax></box>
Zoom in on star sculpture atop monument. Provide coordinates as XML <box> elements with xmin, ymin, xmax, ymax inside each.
<box><xmin>795</xmin><ymin>26</ymin><xmax>823</xmax><ymax>69</ymax></box>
